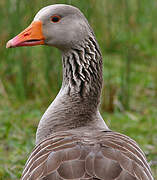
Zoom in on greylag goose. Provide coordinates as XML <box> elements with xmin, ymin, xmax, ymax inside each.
<box><xmin>6</xmin><ymin>4</ymin><xmax>153</xmax><ymax>180</ymax></box>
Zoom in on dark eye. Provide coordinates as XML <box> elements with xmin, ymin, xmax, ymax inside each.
<box><xmin>51</xmin><ymin>15</ymin><xmax>61</xmax><ymax>23</ymax></box>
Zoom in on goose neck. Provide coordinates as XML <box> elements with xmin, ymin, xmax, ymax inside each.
<box><xmin>35</xmin><ymin>36</ymin><xmax>108</xmax><ymax>145</ymax></box>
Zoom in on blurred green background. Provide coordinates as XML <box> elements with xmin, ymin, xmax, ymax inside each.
<box><xmin>0</xmin><ymin>0</ymin><xmax>157</xmax><ymax>179</ymax></box>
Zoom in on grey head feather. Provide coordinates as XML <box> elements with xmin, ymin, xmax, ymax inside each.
<box><xmin>34</xmin><ymin>4</ymin><xmax>95</xmax><ymax>51</ymax></box>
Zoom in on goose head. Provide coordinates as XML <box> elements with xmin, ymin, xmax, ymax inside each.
<box><xmin>6</xmin><ymin>4</ymin><xmax>92</xmax><ymax>51</ymax></box>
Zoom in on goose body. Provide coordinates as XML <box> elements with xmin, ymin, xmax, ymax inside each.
<box><xmin>7</xmin><ymin>4</ymin><xmax>154</xmax><ymax>180</ymax></box>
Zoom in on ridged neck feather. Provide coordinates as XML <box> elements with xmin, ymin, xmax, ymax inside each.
<box><xmin>61</xmin><ymin>35</ymin><xmax>103</xmax><ymax>105</ymax></box>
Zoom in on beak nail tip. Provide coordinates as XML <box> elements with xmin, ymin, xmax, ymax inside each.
<box><xmin>6</xmin><ymin>41</ymin><xmax>12</xmax><ymax>48</ymax></box>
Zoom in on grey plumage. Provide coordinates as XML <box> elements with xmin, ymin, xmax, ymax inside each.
<box><xmin>22</xmin><ymin>130</ymin><xmax>153</xmax><ymax>180</ymax></box>
<box><xmin>7</xmin><ymin>4</ymin><xmax>154</xmax><ymax>180</ymax></box>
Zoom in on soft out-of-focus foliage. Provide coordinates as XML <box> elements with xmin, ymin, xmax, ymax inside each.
<box><xmin>0</xmin><ymin>0</ymin><xmax>157</xmax><ymax>179</ymax></box>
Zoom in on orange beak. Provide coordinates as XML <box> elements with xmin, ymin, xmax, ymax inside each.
<box><xmin>6</xmin><ymin>21</ymin><xmax>45</xmax><ymax>48</ymax></box>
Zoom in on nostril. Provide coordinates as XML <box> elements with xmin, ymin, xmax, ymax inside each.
<box><xmin>24</xmin><ymin>32</ymin><xmax>31</xmax><ymax>37</ymax></box>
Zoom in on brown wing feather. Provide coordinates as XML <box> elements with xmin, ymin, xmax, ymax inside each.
<box><xmin>21</xmin><ymin>131</ymin><xmax>154</xmax><ymax>180</ymax></box>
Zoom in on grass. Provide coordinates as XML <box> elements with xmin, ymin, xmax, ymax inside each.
<box><xmin>0</xmin><ymin>0</ymin><xmax>157</xmax><ymax>179</ymax></box>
